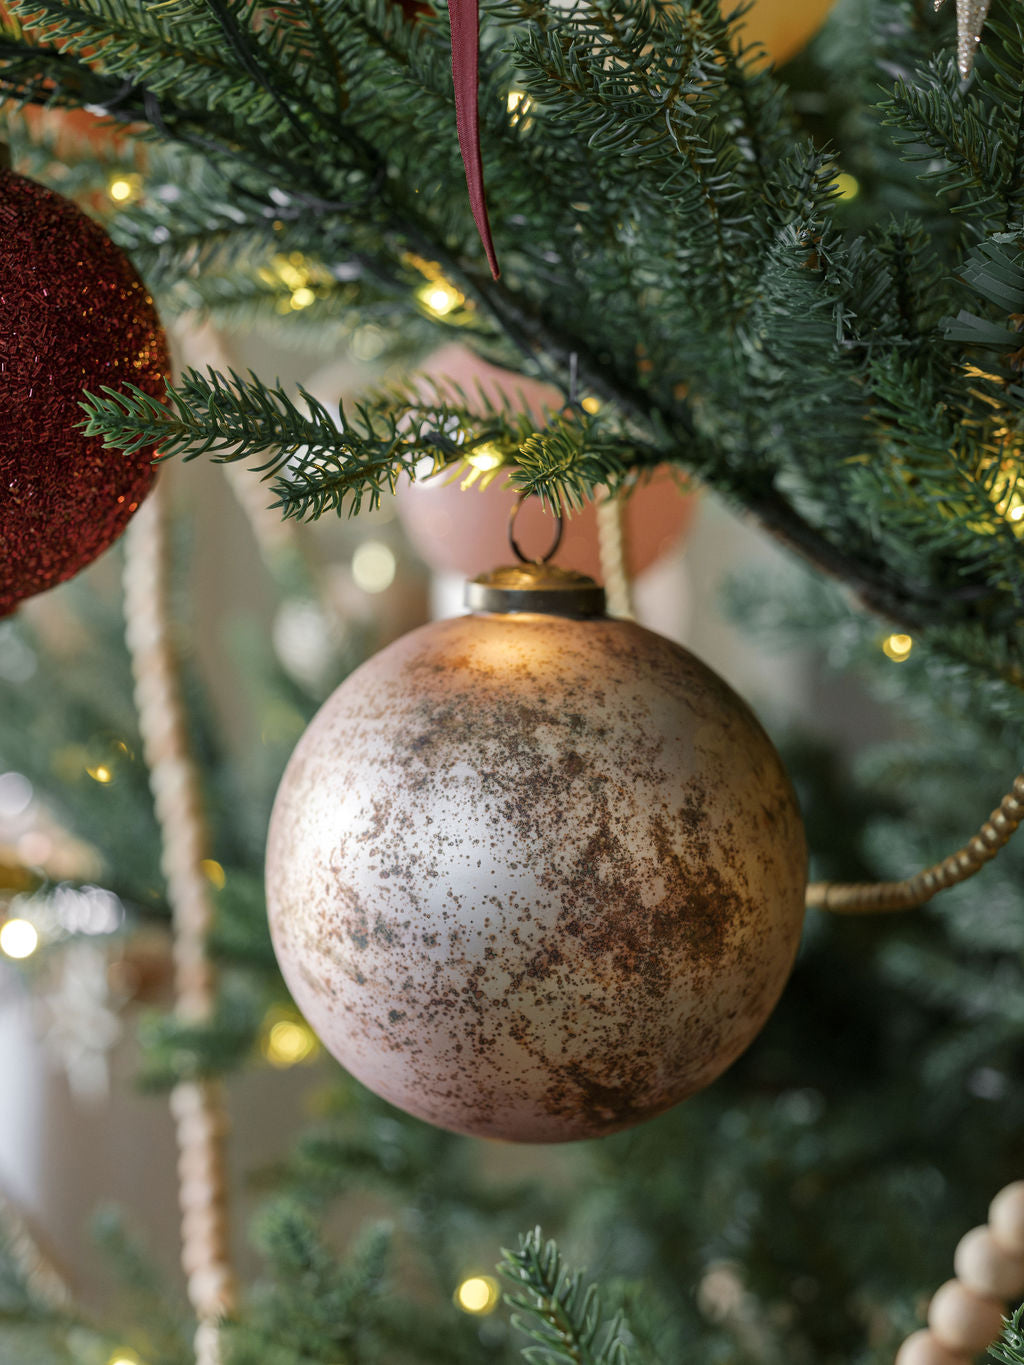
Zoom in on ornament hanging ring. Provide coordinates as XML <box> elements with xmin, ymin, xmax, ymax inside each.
<box><xmin>508</xmin><ymin>492</ymin><xmax>564</xmax><ymax>565</ymax></box>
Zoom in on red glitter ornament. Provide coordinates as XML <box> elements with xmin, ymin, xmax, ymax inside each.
<box><xmin>0</xmin><ymin>168</ymin><xmax>168</xmax><ymax>616</ymax></box>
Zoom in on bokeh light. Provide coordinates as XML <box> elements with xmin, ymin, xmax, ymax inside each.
<box><xmin>882</xmin><ymin>633</ymin><xmax>913</xmax><ymax>662</ymax></box>
<box><xmin>261</xmin><ymin>1009</ymin><xmax>319</xmax><ymax>1068</ymax></box>
<box><xmin>454</xmin><ymin>1275</ymin><xmax>500</xmax><ymax>1314</ymax></box>
<box><xmin>0</xmin><ymin>918</ymin><xmax>39</xmax><ymax>959</ymax></box>
<box><xmin>352</xmin><ymin>541</ymin><xmax>397</xmax><ymax>594</ymax></box>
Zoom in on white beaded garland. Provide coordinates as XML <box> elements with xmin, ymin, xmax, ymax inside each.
<box><xmin>927</xmin><ymin>1279</ymin><xmax>1006</xmax><ymax>1356</ymax></box>
<box><xmin>894</xmin><ymin>1329</ymin><xmax>970</xmax><ymax>1365</ymax></box>
<box><xmin>954</xmin><ymin>1224</ymin><xmax>1024</xmax><ymax>1302</ymax></box>
<box><xmin>990</xmin><ymin>1182</ymin><xmax>1024</xmax><ymax>1256</ymax></box>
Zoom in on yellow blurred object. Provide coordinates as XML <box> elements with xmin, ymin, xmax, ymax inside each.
<box><xmin>882</xmin><ymin>633</ymin><xmax>914</xmax><ymax>663</ymax></box>
<box><xmin>834</xmin><ymin>172</ymin><xmax>860</xmax><ymax>200</ymax></box>
<box><xmin>107</xmin><ymin>173</ymin><xmax>142</xmax><ymax>204</ymax></box>
<box><xmin>0</xmin><ymin>859</ymin><xmax>36</xmax><ymax>892</ymax></box>
<box><xmin>728</xmin><ymin>0</ymin><xmax>838</xmax><ymax>65</ymax></box>
<box><xmin>201</xmin><ymin>858</ymin><xmax>226</xmax><ymax>889</ymax></box>
<box><xmin>454</xmin><ymin>1275</ymin><xmax>501</xmax><ymax>1314</ymax></box>
<box><xmin>261</xmin><ymin>1008</ymin><xmax>319</xmax><ymax>1067</ymax></box>
<box><xmin>466</xmin><ymin>444</ymin><xmax>504</xmax><ymax>473</ymax></box>
<box><xmin>417</xmin><ymin>279</ymin><xmax>464</xmax><ymax>318</ymax></box>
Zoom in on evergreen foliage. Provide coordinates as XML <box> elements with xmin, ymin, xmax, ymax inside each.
<box><xmin>499</xmin><ymin>1229</ymin><xmax>637</xmax><ymax>1364</ymax></box>
<box><xmin>992</xmin><ymin>1303</ymin><xmax>1024</xmax><ymax>1364</ymax></box>
<box><xmin>4</xmin><ymin>1</ymin><xmax>1024</xmax><ymax>1364</ymax></box>
<box><xmin>4</xmin><ymin>0</ymin><xmax>1018</xmax><ymax>690</ymax></box>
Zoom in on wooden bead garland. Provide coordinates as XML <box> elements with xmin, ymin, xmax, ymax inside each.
<box><xmin>954</xmin><ymin>1226</ymin><xmax>1024</xmax><ymax>1302</ymax></box>
<box><xmin>927</xmin><ymin>1279</ymin><xmax>1005</xmax><ymax>1356</ymax></box>
<box><xmin>990</xmin><ymin>1183</ymin><xmax>1024</xmax><ymax>1254</ymax></box>
<box><xmin>895</xmin><ymin>1180</ymin><xmax>1024</xmax><ymax>1363</ymax></box>
<box><xmin>895</xmin><ymin>1329</ymin><xmax>970</xmax><ymax>1365</ymax></box>
<box><xmin>124</xmin><ymin>478</ymin><xmax>236</xmax><ymax>1365</ymax></box>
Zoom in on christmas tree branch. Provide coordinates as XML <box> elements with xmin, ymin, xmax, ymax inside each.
<box><xmin>988</xmin><ymin>1302</ymin><xmax>1024</xmax><ymax>1363</ymax></box>
<box><xmin>499</xmin><ymin>1227</ymin><xmax>638</xmax><ymax>1365</ymax></box>
<box><xmin>77</xmin><ymin>359</ymin><xmax>1024</xmax><ymax>674</ymax></box>
<box><xmin>79</xmin><ymin>366</ymin><xmax>664</xmax><ymax>518</ymax></box>
<box><xmin>18</xmin><ymin>0</ymin><xmax>1024</xmax><ymax>687</ymax></box>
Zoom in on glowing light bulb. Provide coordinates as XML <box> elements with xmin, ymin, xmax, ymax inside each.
<box><xmin>418</xmin><ymin>279</ymin><xmax>463</xmax><ymax>317</ymax></box>
<box><xmin>107</xmin><ymin>173</ymin><xmax>141</xmax><ymax>204</ymax></box>
<box><xmin>86</xmin><ymin>763</ymin><xmax>113</xmax><ymax>784</ymax></box>
<box><xmin>352</xmin><ymin>541</ymin><xmax>397</xmax><ymax>594</ymax></box>
<box><xmin>882</xmin><ymin>633</ymin><xmax>913</xmax><ymax>662</ymax></box>
<box><xmin>454</xmin><ymin>1275</ymin><xmax>500</xmax><ymax>1314</ymax></box>
<box><xmin>506</xmin><ymin>89</ymin><xmax>533</xmax><ymax>117</ymax></box>
<box><xmin>466</xmin><ymin>444</ymin><xmax>504</xmax><ymax>473</ymax></box>
<box><xmin>0</xmin><ymin>918</ymin><xmax>39</xmax><ymax>959</ymax></box>
<box><xmin>581</xmin><ymin>396</ymin><xmax>601</xmax><ymax>415</ymax></box>
<box><xmin>201</xmin><ymin>859</ymin><xmax>226</xmax><ymax>889</ymax></box>
<box><xmin>290</xmin><ymin>286</ymin><xmax>316</xmax><ymax>310</ymax></box>
<box><xmin>107</xmin><ymin>1350</ymin><xmax>141</xmax><ymax>1365</ymax></box>
<box><xmin>262</xmin><ymin>1013</ymin><xmax>318</xmax><ymax>1067</ymax></box>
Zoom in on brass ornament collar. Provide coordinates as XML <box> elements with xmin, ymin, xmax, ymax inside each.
<box><xmin>465</xmin><ymin>562</ymin><xmax>607</xmax><ymax>617</ymax></box>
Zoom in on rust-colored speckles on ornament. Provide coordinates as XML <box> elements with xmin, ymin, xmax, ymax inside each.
<box><xmin>266</xmin><ymin>612</ymin><xmax>807</xmax><ymax>1142</ymax></box>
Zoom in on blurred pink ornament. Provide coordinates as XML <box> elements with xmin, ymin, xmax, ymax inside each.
<box><xmin>394</xmin><ymin>344</ymin><xmax>698</xmax><ymax>580</ymax></box>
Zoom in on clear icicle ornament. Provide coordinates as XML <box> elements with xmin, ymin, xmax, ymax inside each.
<box><xmin>935</xmin><ymin>0</ymin><xmax>991</xmax><ymax>77</ymax></box>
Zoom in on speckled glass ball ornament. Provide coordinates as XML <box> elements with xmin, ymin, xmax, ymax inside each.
<box><xmin>0</xmin><ymin>168</ymin><xmax>168</xmax><ymax>616</ymax></box>
<box><xmin>266</xmin><ymin>564</ymin><xmax>807</xmax><ymax>1142</ymax></box>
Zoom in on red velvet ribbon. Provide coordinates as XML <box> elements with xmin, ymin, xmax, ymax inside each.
<box><xmin>448</xmin><ymin>0</ymin><xmax>500</xmax><ymax>278</ymax></box>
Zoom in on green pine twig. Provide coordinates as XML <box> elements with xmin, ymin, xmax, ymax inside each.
<box><xmin>499</xmin><ymin>1228</ymin><xmax>638</xmax><ymax>1365</ymax></box>
<box><xmin>79</xmin><ymin>365</ymin><xmax>665</xmax><ymax>520</ymax></box>
<box><xmin>988</xmin><ymin>1302</ymin><xmax>1024</xmax><ymax>1363</ymax></box>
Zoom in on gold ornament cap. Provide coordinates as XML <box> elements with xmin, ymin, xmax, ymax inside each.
<box><xmin>465</xmin><ymin>562</ymin><xmax>607</xmax><ymax>617</ymax></box>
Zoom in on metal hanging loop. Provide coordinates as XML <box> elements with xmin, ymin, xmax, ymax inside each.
<box><xmin>508</xmin><ymin>491</ymin><xmax>564</xmax><ymax>565</ymax></box>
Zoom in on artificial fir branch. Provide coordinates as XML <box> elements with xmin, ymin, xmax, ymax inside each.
<box><xmin>228</xmin><ymin>1202</ymin><xmax>393</xmax><ymax>1365</ymax></box>
<box><xmin>12</xmin><ymin>0</ymin><xmax>1024</xmax><ymax>678</ymax></box>
<box><xmin>884</xmin><ymin>60</ymin><xmax>1003</xmax><ymax>219</ymax></box>
<box><xmin>88</xmin><ymin>1209</ymin><xmax>193</xmax><ymax>1365</ymax></box>
<box><xmin>989</xmin><ymin>1302</ymin><xmax>1024</xmax><ymax>1363</ymax></box>
<box><xmin>499</xmin><ymin>1228</ymin><xmax>639</xmax><ymax>1365</ymax></box>
<box><xmin>79</xmin><ymin>366</ymin><xmax>663</xmax><ymax>518</ymax></box>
